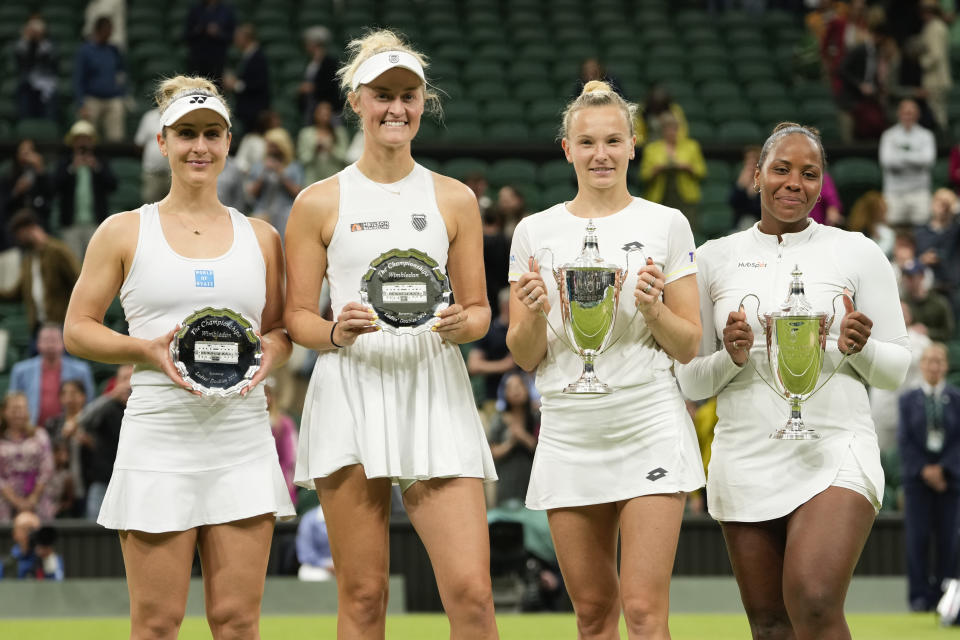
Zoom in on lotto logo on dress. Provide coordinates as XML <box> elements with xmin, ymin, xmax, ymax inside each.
<box><xmin>351</xmin><ymin>221</ymin><xmax>390</xmax><ymax>232</ymax></box>
<box><xmin>194</xmin><ymin>270</ymin><xmax>215</xmax><ymax>287</ymax></box>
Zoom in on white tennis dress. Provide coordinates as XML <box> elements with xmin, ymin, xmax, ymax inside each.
<box><xmin>294</xmin><ymin>163</ymin><xmax>497</xmax><ymax>489</ymax></box>
<box><xmin>97</xmin><ymin>203</ymin><xmax>295</xmax><ymax>532</ymax></box>
<box><xmin>676</xmin><ymin>221</ymin><xmax>911</xmax><ymax>522</ymax></box>
<box><xmin>509</xmin><ymin>199</ymin><xmax>705</xmax><ymax>510</ymax></box>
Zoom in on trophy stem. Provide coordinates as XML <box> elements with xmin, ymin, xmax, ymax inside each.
<box><xmin>770</xmin><ymin>395</ymin><xmax>821</xmax><ymax>440</ymax></box>
<box><xmin>563</xmin><ymin>350</ymin><xmax>612</xmax><ymax>395</ymax></box>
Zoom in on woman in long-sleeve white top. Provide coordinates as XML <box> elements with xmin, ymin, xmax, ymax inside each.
<box><xmin>676</xmin><ymin>122</ymin><xmax>910</xmax><ymax>640</ymax></box>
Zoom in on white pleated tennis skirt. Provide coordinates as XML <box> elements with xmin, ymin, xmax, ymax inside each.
<box><xmin>294</xmin><ymin>331</ymin><xmax>497</xmax><ymax>489</ymax></box>
<box><xmin>526</xmin><ymin>373</ymin><xmax>705</xmax><ymax>510</ymax></box>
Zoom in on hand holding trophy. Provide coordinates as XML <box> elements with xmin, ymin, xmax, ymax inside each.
<box><xmin>535</xmin><ymin>219</ymin><xmax>644</xmax><ymax>395</ymax></box>
<box><xmin>739</xmin><ymin>266</ymin><xmax>853</xmax><ymax>440</ymax></box>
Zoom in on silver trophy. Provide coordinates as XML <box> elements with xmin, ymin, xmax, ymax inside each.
<box><xmin>171</xmin><ymin>307</ymin><xmax>262</xmax><ymax>396</ymax></box>
<box><xmin>740</xmin><ymin>266</ymin><xmax>850</xmax><ymax>440</ymax></box>
<box><xmin>536</xmin><ymin>220</ymin><xmax>642</xmax><ymax>394</ymax></box>
<box><xmin>360</xmin><ymin>248</ymin><xmax>451</xmax><ymax>336</ymax></box>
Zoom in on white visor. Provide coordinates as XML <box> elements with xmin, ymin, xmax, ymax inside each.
<box><xmin>159</xmin><ymin>92</ymin><xmax>231</xmax><ymax>132</ymax></box>
<box><xmin>351</xmin><ymin>50</ymin><xmax>425</xmax><ymax>91</ymax></box>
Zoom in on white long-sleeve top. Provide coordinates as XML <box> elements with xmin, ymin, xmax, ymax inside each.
<box><xmin>878</xmin><ymin>123</ymin><xmax>936</xmax><ymax>196</ymax></box>
<box><xmin>676</xmin><ymin>221</ymin><xmax>911</xmax><ymax>521</ymax></box>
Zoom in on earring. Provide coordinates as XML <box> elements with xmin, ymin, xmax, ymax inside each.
<box><xmin>754</xmin><ymin>184</ymin><xmax>760</xmax><ymax>193</ymax></box>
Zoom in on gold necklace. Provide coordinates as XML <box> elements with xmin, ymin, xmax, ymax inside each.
<box><xmin>175</xmin><ymin>211</ymin><xmax>222</xmax><ymax>235</ymax></box>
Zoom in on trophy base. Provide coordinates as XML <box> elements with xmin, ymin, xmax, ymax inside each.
<box><xmin>562</xmin><ymin>379</ymin><xmax>612</xmax><ymax>395</ymax></box>
<box><xmin>770</xmin><ymin>427</ymin><xmax>822</xmax><ymax>440</ymax></box>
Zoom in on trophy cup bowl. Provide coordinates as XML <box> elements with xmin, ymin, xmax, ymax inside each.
<box><xmin>556</xmin><ymin>265</ymin><xmax>623</xmax><ymax>394</ymax></box>
<box><xmin>763</xmin><ymin>312</ymin><xmax>828</xmax><ymax>440</ymax></box>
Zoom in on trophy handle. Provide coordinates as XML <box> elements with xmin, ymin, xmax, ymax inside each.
<box><xmin>802</xmin><ymin>292</ymin><xmax>853</xmax><ymax>402</ymax></box>
<box><xmin>530</xmin><ymin>247</ymin><xmax>580</xmax><ymax>354</ymax></box>
<box><xmin>736</xmin><ymin>293</ymin><xmax>788</xmax><ymax>401</ymax></box>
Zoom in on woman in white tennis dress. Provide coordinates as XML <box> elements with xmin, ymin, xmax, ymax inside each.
<box><xmin>63</xmin><ymin>75</ymin><xmax>294</xmax><ymax>638</ymax></box>
<box><xmin>676</xmin><ymin>123</ymin><xmax>910</xmax><ymax>639</ymax></box>
<box><xmin>508</xmin><ymin>81</ymin><xmax>704</xmax><ymax>639</ymax></box>
<box><xmin>285</xmin><ymin>30</ymin><xmax>498</xmax><ymax>639</ymax></box>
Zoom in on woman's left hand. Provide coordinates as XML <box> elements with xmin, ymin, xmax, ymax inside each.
<box><xmin>241</xmin><ymin>331</ymin><xmax>278</xmax><ymax>397</ymax></box>
<box><xmin>635</xmin><ymin>258</ymin><xmax>665</xmax><ymax>320</ymax></box>
<box><xmin>433</xmin><ymin>304</ymin><xmax>470</xmax><ymax>341</ymax></box>
<box><xmin>838</xmin><ymin>292</ymin><xmax>872</xmax><ymax>355</ymax></box>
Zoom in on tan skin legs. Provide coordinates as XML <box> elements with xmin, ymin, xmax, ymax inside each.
<box><xmin>119</xmin><ymin>514</ymin><xmax>275</xmax><ymax>640</ymax></box>
<box><xmin>722</xmin><ymin>487</ymin><xmax>877</xmax><ymax>640</ymax></box>
<box><xmin>548</xmin><ymin>493</ymin><xmax>686</xmax><ymax>640</ymax></box>
<box><xmin>316</xmin><ymin>464</ymin><xmax>498</xmax><ymax>640</ymax></box>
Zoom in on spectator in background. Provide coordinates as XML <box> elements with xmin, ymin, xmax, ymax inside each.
<box><xmin>44</xmin><ymin>379</ymin><xmax>88</xmax><ymax>516</ymax></box>
<box><xmin>570</xmin><ymin>57</ymin><xmax>623</xmax><ymax>100</ymax></box>
<box><xmin>299</xmin><ymin>26</ymin><xmax>340</xmax><ymax>123</ymax></box>
<box><xmin>77</xmin><ymin>364</ymin><xmax>130</xmax><ymax>520</ymax></box>
<box><xmin>871</xmin><ymin>302</ymin><xmax>932</xmax><ymax>454</ymax></box>
<box><xmin>14</xmin><ymin>16</ymin><xmax>58</xmax><ymax>121</ymax></box>
<box><xmin>73</xmin><ymin>16</ymin><xmax>126</xmax><ymax>143</ymax></box>
<box><xmin>46</xmin><ymin>438</ymin><xmax>76</xmax><ymax>519</ymax></box>
<box><xmin>916</xmin><ymin>188</ymin><xmax>960</xmax><ymax>315</ymax></box>
<box><xmin>635</xmin><ymin>84</ymin><xmax>688</xmax><ymax>146</ymax></box>
<box><xmin>297</xmin><ymin>101</ymin><xmax>349</xmax><ymax>186</ymax></box>
<box><xmin>465</xmin><ymin>171</ymin><xmax>493</xmax><ymax>216</ymax></box>
<box><xmin>482</xmin><ymin>212</ymin><xmax>510</xmax><ymax>316</ymax></box>
<box><xmin>0</xmin><ymin>511</ymin><xmax>64</xmax><ymax>579</ymax></box>
<box><xmin>54</xmin><ymin>120</ymin><xmax>117</xmax><ymax>258</ymax></box>
<box><xmin>295</xmin><ymin>505</ymin><xmax>334</xmax><ymax>581</ymax></box>
<box><xmin>918</xmin><ymin>0</ymin><xmax>951</xmax><ymax>132</ymax></box>
<box><xmin>899</xmin><ymin>343</ymin><xmax>960</xmax><ymax>612</ymax></box>
<box><xmin>809</xmin><ymin>171</ymin><xmax>844</xmax><ymax>226</ymax></box>
<box><xmin>83</xmin><ymin>0</ymin><xmax>126</xmax><ymax>51</ymax></box>
<box><xmin>640</xmin><ymin>111</ymin><xmax>706</xmax><ymax>231</ymax></box>
<box><xmin>247</xmin><ymin>127</ymin><xmax>303</xmax><ymax>239</ymax></box>
<box><xmin>468</xmin><ymin>288</ymin><xmax>514</xmax><ymax>413</ymax></box>
<box><xmin>133</xmin><ymin>107</ymin><xmax>169</xmax><ymax>203</ymax></box>
<box><xmin>838</xmin><ymin>18</ymin><xmax>889</xmax><ymax>141</ymax></box>
<box><xmin>847</xmin><ymin>190</ymin><xmax>895</xmax><ymax>258</ymax></box>
<box><xmin>729</xmin><ymin>145</ymin><xmax>762</xmax><ymax>227</ymax></box>
<box><xmin>8</xmin><ymin>325</ymin><xmax>94</xmax><ymax>427</ymax></box>
<box><xmin>0</xmin><ymin>212</ymin><xmax>82</xmax><ymax>335</ymax></box>
<box><xmin>265</xmin><ymin>378</ymin><xmax>298</xmax><ymax>503</ymax></box>
<box><xmin>902</xmin><ymin>259</ymin><xmax>955</xmax><ymax>342</ymax></box>
<box><xmin>0</xmin><ymin>392</ymin><xmax>54</xmax><ymax>523</ymax></box>
<box><xmin>183</xmin><ymin>0</ymin><xmax>235</xmax><ymax>87</ymax></box>
<box><xmin>224</xmin><ymin>24</ymin><xmax>270</xmax><ymax>138</ymax></box>
<box><xmin>235</xmin><ymin>109</ymin><xmax>279</xmax><ymax>174</ymax></box>
<box><xmin>487</xmin><ymin>371</ymin><xmax>539</xmax><ymax>506</ymax></box>
<box><xmin>496</xmin><ymin>185</ymin><xmax>528</xmax><ymax>238</ymax></box>
<box><xmin>0</xmin><ymin>139</ymin><xmax>54</xmax><ymax>231</ymax></box>
<box><xmin>879</xmin><ymin>98</ymin><xmax>937</xmax><ymax>227</ymax></box>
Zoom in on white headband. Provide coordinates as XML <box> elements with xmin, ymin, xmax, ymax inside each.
<box><xmin>159</xmin><ymin>92</ymin><xmax>231</xmax><ymax>132</ymax></box>
<box><xmin>351</xmin><ymin>50</ymin><xmax>425</xmax><ymax>91</ymax></box>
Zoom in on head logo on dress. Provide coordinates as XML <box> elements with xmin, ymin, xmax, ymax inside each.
<box><xmin>411</xmin><ymin>213</ymin><xmax>427</xmax><ymax>231</ymax></box>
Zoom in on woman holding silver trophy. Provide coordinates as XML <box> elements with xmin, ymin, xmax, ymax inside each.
<box><xmin>676</xmin><ymin>123</ymin><xmax>911</xmax><ymax>639</ymax></box>
<box><xmin>63</xmin><ymin>75</ymin><xmax>295</xmax><ymax>637</ymax></box>
<box><xmin>507</xmin><ymin>81</ymin><xmax>705</xmax><ymax>638</ymax></box>
<box><xmin>285</xmin><ymin>30</ymin><xmax>499</xmax><ymax>639</ymax></box>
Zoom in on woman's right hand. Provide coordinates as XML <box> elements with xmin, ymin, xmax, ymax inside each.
<box><xmin>332</xmin><ymin>302</ymin><xmax>379</xmax><ymax>347</ymax></box>
<box><xmin>722</xmin><ymin>306</ymin><xmax>754</xmax><ymax>367</ymax></box>
<box><xmin>515</xmin><ymin>257</ymin><xmax>550</xmax><ymax>314</ymax></box>
<box><xmin>145</xmin><ymin>327</ymin><xmax>198</xmax><ymax>394</ymax></box>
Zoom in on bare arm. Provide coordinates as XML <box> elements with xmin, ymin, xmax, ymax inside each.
<box><xmin>506</xmin><ymin>257</ymin><xmax>549</xmax><ymax>372</ymax></box>
<box><xmin>431</xmin><ymin>174</ymin><xmax>491</xmax><ymax>344</ymax></box>
<box><xmin>635</xmin><ymin>265</ymin><xmax>702</xmax><ymax>364</ymax></box>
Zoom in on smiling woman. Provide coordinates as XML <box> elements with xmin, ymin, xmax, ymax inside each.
<box><xmin>61</xmin><ymin>73</ymin><xmax>295</xmax><ymax>639</ymax></box>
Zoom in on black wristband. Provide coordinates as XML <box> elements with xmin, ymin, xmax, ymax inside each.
<box><xmin>330</xmin><ymin>321</ymin><xmax>344</xmax><ymax>349</ymax></box>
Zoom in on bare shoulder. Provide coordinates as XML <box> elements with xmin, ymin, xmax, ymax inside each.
<box><xmin>293</xmin><ymin>174</ymin><xmax>340</xmax><ymax>217</ymax></box>
<box><xmin>247</xmin><ymin>216</ymin><xmax>282</xmax><ymax>245</ymax></box>
<box><xmin>91</xmin><ymin>210</ymin><xmax>140</xmax><ymax>248</ymax></box>
<box><xmin>432</xmin><ymin>172</ymin><xmax>479</xmax><ymax>215</ymax></box>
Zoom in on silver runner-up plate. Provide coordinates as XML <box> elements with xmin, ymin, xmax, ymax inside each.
<box><xmin>360</xmin><ymin>248</ymin><xmax>451</xmax><ymax>336</ymax></box>
<box><xmin>170</xmin><ymin>307</ymin><xmax>262</xmax><ymax>396</ymax></box>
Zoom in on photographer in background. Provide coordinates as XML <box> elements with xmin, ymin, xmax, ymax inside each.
<box><xmin>0</xmin><ymin>511</ymin><xmax>63</xmax><ymax>580</ymax></box>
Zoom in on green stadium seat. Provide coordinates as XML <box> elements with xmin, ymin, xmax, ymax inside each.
<box><xmin>463</xmin><ymin>61</ymin><xmax>503</xmax><ymax>83</ymax></box>
<box><xmin>700</xmin><ymin>205</ymin><xmax>736</xmax><ymax>239</ymax></box>
<box><xmin>648</xmin><ymin>45</ymin><xmax>685</xmax><ymax>64</ymax></box>
<box><xmin>531</xmin><ymin>122</ymin><xmax>562</xmax><ymax>142</ymax></box>
<box><xmin>831</xmin><ymin>158</ymin><xmax>882</xmax><ymax>206</ymax></box>
<box><xmin>433</xmin><ymin>43</ymin><xmax>472</xmax><ymax>63</ymax></box>
<box><xmin>528</xmin><ymin>99</ymin><xmax>564</xmax><ymax>125</ymax></box>
<box><xmin>469</xmin><ymin>81</ymin><xmax>508</xmax><ymax>102</ymax></box>
<box><xmin>754</xmin><ymin>100</ymin><xmax>798</xmax><ymax>126</ymax></box>
<box><xmin>415</xmin><ymin>119</ymin><xmax>443</xmax><ymax>142</ymax></box>
<box><xmin>699</xmin><ymin>81</ymin><xmax>740</xmax><ymax>101</ymax></box>
<box><xmin>443</xmin><ymin>122</ymin><xmax>485</xmax><ymax>144</ymax></box>
<box><xmin>482</xmin><ymin>102</ymin><xmax>525</xmax><ymax>124</ymax></box>
<box><xmin>709</xmin><ymin>99</ymin><xmax>754</xmax><ymax>125</ymax></box>
<box><xmin>487</xmin><ymin>122</ymin><xmax>530</xmax><ymax>142</ymax></box>
<box><xmin>542</xmin><ymin>183</ymin><xmax>577</xmax><ymax>205</ymax></box>
<box><xmin>725</xmin><ymin>28</ymin><xmax>765</xmax><ymax>47</ymax></box>
<box><xmin>606</xmin><ymin>43</ymin><xmax>641</xmax><ymax>62</ymax></box>
<box><xmin>689</xmin><ymin>62</ymin><xmax>733</xmax><ymax>84</ymax></box>
<box><xmin>443</xmin><ymin>158</ymin><xmax>489</xmax><ymax>181</ymax></box>
<box><xmin>413</xmin><ymin>156</ymin><xmax>441</xmax><ymax>172</ymax></box>
<box><xmin>488</xmin><ymin>159</ymin><xmax>538</xmax><ymax>186</ymax></box>
<box><xmin>444</xmin><ymin>102</ymin><xmax>481</xmax><ymax>123</ymax></box>
<box><xmin>645</xmin><ymin>62</ymin><xmax>686</xmax><ymax>84</ymax></box>
<box><xmin>509</xmin><ymin>62</ymin><xmax>550</xmax><ymax>83</ymax></box>
<box><xmin>675</xmin><ymin>11</ymin><xmax>711</xmax><ymax>30</ymax></box>
<box><xmin>15</xmin><ymin>119</ymin><xmax>60</xmax><ymax>144</ymax></box>
<box><xmin>518</xmin><ymin>44</ymin><xmax>555</xmax><ymax>64</ymax></box>
<box><xmin>745</xmin><ymin>81</ymin><xmax>788</xmax><ymax>101</ymax></box>
<box><xmin>511</xmin><ymin>28</ymin><xmax>550</xmax><ymax>47</ymax></box>
<box><xmin>515</xmin><ymin>82</ymin><xmax>556</xmax><ymax>103</ymax></box>
<box><xmin>700</xmin><ymin>183</ymin><xmax>730</xmax><ymax>207</ymax></box>
<box><xmin>687</xmin><ymin>120</ymin><xmax>714</xmax><ymax>143</ymax></box>
<box><xmin>539</xmin><ymin>159</ymin><xmax>573</xmax><ymax>185</ymax></box>
<box><xmin>475</xmin><ymin>44</ymin><xmax>514</xmax><ymax>64</ymax></box>
<box><xmin>799</xmin><ymin>98</ymin><xmax>837</xmax><ymax>122</ymax></box>
<box><xmin>737</xmin><ymin>63</ymin><xmax>778</xmax><ymax>82</ymax></box>
<box><xmin>934</xmin><ymin>157</ymin><xmax>950</xmax><ymax>189</ymax></box>
<box><xmin>731</xmin><ymin>46</ymin><xmax>769</xmax><ymax>64</ymax></box>
<box><xmin>682</xmin><ymin>28</ymin><xmax>722</xmax><ymax>47</ymax></box>
<box><xmin>717</xmin><ymin>120</ymin><xmax>764</xmax><ymax>144</ymax></box>
<box><xmin>704</xmin><ymin>160</ymin><xmax>732</xmax><ymax>184</ymax></box>
<box><xmin>719</xmin><ymin>11</ymin><xmax>753</xmax><ymax>30</ymax></box>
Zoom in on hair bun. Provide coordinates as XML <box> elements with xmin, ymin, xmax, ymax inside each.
<box><xmin>582</xmin><ymin>80</ymin><xmax>612</xmax><ymax>95</ymax></box>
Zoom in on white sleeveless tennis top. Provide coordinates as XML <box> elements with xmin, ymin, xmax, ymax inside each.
<box><xmin>294</xmin><ymin>162</ymin><xmax>497</xmax><ymax>488</ymax></box>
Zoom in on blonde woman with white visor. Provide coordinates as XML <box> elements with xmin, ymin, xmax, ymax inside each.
<box><xmin>286</xmin><ymin>30</ymin><xmax>498</xmax><ymax>639</ymax></box>
<box><xmin>64</xmin><ymin>75</ymin><xmax>295</xmax><ymax>639</ymax></box>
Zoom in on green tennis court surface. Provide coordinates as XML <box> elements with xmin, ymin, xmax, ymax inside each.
<box><xmin>2</xmin><ymin>614</ymin><xmax>949</xmax><ymax>639</ymax></box>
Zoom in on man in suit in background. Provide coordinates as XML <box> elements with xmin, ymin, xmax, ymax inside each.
<box><xmin>899</xmin><ymin>342</ymin><xmax>960</xmax><ymax>611</ymax></box>
<box><xmin>224</xmin><ymin>24</ymin><xmax>270</xmax><ymax>138</ymax></box>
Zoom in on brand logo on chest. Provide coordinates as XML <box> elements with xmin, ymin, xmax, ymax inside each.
<box><xmin>351</xmin><ymin>221</ymin><xmax>390</xmax><ymax>232</ymax></box>
<box><xmin>194</xmin><ymin>269</ymin><xmax>215</xmax><ymax>287</ymax></box>
<box><xmin>411</xmin><ymin>213</ymin><xmax>427</xmax><ymax>231</ymax></box>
